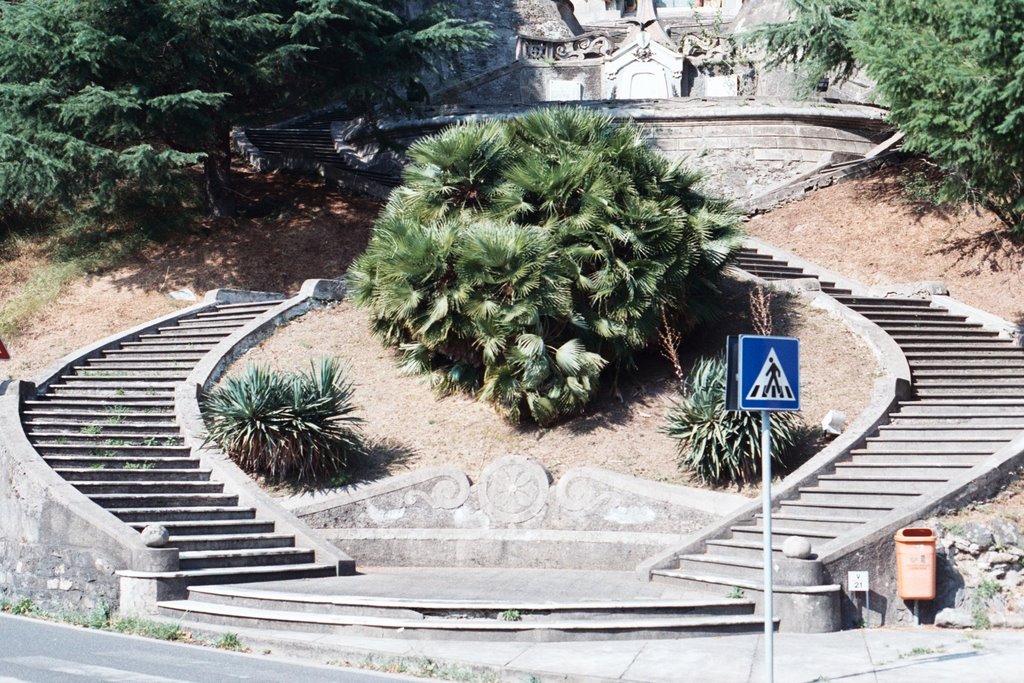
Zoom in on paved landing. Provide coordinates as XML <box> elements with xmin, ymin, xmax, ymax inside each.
<box><xmin>237</xmin><ymin>567</ymin><xmax>705</xmax><ymax>602</ymax></box>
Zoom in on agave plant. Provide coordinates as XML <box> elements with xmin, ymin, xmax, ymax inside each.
<box><xmin>350</xmin><ymin>107</ymin><xmax>743</xmax><ymax>424</ymax></box>
<box><xmin>202</xmin><ymin>358</ymin><xmax>365</xmax><ymax>484</ymax></box>
<box><xmin>665</xmin><ymin>355</ymin><xmax>803</xmax><ymax>486</ymax></box>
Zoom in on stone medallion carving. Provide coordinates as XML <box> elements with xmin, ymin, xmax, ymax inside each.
<box><xmin>477</xmin><ymin>456</ymin><xmax>551</xmax><ymax>524</ymax></box>
<box><xmin>403</xmin><ymin>469</ymin><xmax>471</xmax><ymax>510</ymax></box>
<box><xmin>555</xmin><ymin>469</ymin><xmax>613</xmax><ymax>515</ymax></box>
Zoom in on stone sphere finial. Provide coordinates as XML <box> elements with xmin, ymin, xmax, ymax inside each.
<box><xmin>782</xmin><ymin>535</ymin><xmax>813</xmax><ymax>559</ymax></box>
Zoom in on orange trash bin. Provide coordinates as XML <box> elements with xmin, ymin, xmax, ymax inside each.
<box><xmin>894</xmin><ymin>527</ymin><xmax>937</xmax><ymax>600</ymax></box>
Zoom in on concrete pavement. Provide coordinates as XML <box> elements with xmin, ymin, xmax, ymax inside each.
<box><xmin>183</xmin><ymin>622</ymin><xmax>1023</xmax><ymax>682</ymax></box>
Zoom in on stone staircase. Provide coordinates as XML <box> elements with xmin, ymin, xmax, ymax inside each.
<box><xmin>156</xmin><ymin>568</ymin><xmax>773</xmax><ymax>642</ymax></box>
<box><xmin>23</xmin><ymin>299</ymin><xmax>338</xmax><ymax>587</ymax></box>
<box><xmin>650</xmin><ymin>247</ymin><xmax>1024</xmax><ymax>614</ymax></box>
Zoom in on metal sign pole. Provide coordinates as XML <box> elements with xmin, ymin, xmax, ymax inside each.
<box><xmin>761</xmin><ymin>409</ymin><xmax>774</xmax><ymax>683</ymax></box>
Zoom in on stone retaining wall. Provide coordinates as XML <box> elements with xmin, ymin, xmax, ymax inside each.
<box><xmin>293</xmin><ymin>457</ymin><xmax>748</xmax><ymax>570</ymax></box>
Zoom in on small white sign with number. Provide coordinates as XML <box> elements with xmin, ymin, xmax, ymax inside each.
<box><xmin>848</xmin><ymin>571</ymin><xmax>870</xmax><ymax>592</ymax></box>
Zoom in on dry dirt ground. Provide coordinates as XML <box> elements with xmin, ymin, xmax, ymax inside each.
<box><xmin>0</xmin><ymin>167</ymin><xmax>379</xmax><ymax>381</ymax></box>
<box><xmin>747</xmin><ymin>162</ymin><xmax>1024</xmax><ymax>323</ymax></box>
<box><xmin>234</xmin><ymin>278</ymin><xmax>878</xmax><ymax>490</ymax></box>
<box><xmin>9</xmin><ymin>161</ymin><xmax>1021</xmax><ymax>494</ymax></box>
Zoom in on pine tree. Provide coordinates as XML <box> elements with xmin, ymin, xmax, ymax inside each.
<box><xmin>746</xmin><ymin>0</ymin><xmax>1024</xmax><ymax>232</ymax></box>
<box><xmin>0</xmin><ymin>1</ymin><xmax>491</xmax><ymax>219</ymax></box>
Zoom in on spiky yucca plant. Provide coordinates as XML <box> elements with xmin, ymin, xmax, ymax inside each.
<box><xmin>665</xmin><ymin>356</ymin><xmax>803</xmax><ymax>486</ymax></box>
<box><xmin>351</xmin><ymin>107</ymin><xmax>743</xmax><ymax>424</ymax></box>
<box><xmin>202</xmin><ymin>359</ymin><xmax>365</xmax><ymax>484</ymax></box>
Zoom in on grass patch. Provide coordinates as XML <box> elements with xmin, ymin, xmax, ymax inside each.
<box><xmin>214</xmin><ymin>632</ymin><xmax>246</xmax><ymax>651</ymax></box>
<box><xmin>0</xmin><ymin>260</ymin><xmax>82</xmax><ymax>339</ymax></box>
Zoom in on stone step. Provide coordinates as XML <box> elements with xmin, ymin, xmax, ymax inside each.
<box><xmin>179</xmin><ymin>547</ymin><xmax>315</xmax><ymax>571</ymax></box>
<box><xmin>63</xmin><ymin>373</ymin><xmax>188</xmax><ymax>382</ymax></box>
<box><xmin>168</xmin><ymin>532</ymin><xmax>296</xmax><ymax>557</ymax></box>
<box><xmin>874</xmin><ymin>426</ymin><xmax>1022</xmax><ymax>439</ymax></box>
<box><xmin>915</xmin><ymin>377</ymin><xmax>1024</xmax><ymax>387</ymax></box>
<box><xmin>33</xmin><ymin>444</ymin><xmax>190</xmax><ymax>457</ymax></box>
<box><xmin>127</xmin><ymin>519</ymin><xmax>276</xmax><ymax>536</ymax></box>
<box><xmin>164</xmin><ymin>320</ymin><xmax>249</xmax><ymax>331</ymax></box>
<box><xmin>912</xmin><ymin>369</ymin><xmax>1024</xmax><ymax>379</ymax></box>
<box><xmin>101</xmin><ymin>351</ymin><xmax>207</xmax><ymax>360</ymax></box>
<box><xmin>795</xmin><ymin>488</ymin><xmax>922</xmax><ymax>506</ymax></box>
<box><xmin>888</xmin><ymin>416</ymin><xmax>1024</xmax><ymax>427</ymax></box>
<box><xmin>69</xmin><ymin>373</ymin><xmax>190</xmax><ymax>382</ymax></box>
<box><xmin>704</xmin><ymin>539</ymin><xmax>789</xmax><ymax>562</ymax></box>
<box><xmin>169</xmin><ymin>533</ymin><xmax>297</xmax><ymax>553</ymax></box>
<box><xmin>139</xmin><ymin>562</ymin><xmax>338</xmax><ymax>589</ymax></box>
<box><xmin>90</xmin><ymin>493</ymin><xmax>239</xmax><ymax>509</ymax></box>
<box><xmin>840</xmin><ymin>303</ymin><xmax>940</xmax><ymax>314</ymax></box>
<box><xmin>832</xmin><ymin>462</ymin><xmax>977</xmax><ymax>478</ymax></box>
<box><xmin>27</xmin><ymin>396</ymin><xmax>175</xmax><ymax>407</ymax></box>
<box><xmin>190</xmin><ymin>311</ymin><xmax>267</xmax><ymax>322</ymax></box>
<box><xmin>182</xmin><ymin>583</ymin><xmax>757</xmax><ymax>622</ymax></box>
<box><xmin>156</xmin><ymin>597</ymin><xmax>771</xmax><ymax>641</ymax></box>
<box><xmin>884</xmin><ymin>327</ymin><xmax>995</xmax><ymax>337</ymax></box>
<box><xmin>752</xmin><ymin>514</ymin><xmax>867</xmax><ymax>535</ymax></box>
<box><xmin>649</xmin><ymin>570</ymin><xmax>778</xmax><ymax>605</ymax></box>
<box><xmin>44</xmin><ymin>456</ymin><xmax>197</xmax><ymax>470</ymax></box>
<box><xmin>916</xmin><ymin>387</ymin><xmax>1024</xmax><ymax>398</ymax></box>
<box><xmin>30</xmin><ymin>431</ymin><xmax>183</xmax><ymax>444</ymax></box>
<box><xmin>740</xmin><ymin>266</ymin><xmax>808</xmax><ymax>277</ymax></box>
<box><xmin>51</xmin><ymin>381</ymin><xmax>179</xmax><ymax>391</ymax></box>
<box><xmin>836</xmin><ymin>296</ymin><xmax>934</xmax><ymax>308</ymax></box>
<box><xmin>208</xmin><ymin>300</ymin><xmax>283</xmax><ymax>310</ymax></box>
<box><xmin>138</xmin><ymin>331</ymin><xmax>233</xmax><ymax>341</ymax></box>
<box><xmin>858</xmin><ymin>312</ymin><xmax>968</xmax><ymax>323</ymax></box>
<box><xmin>903</xmin><ymin>351</ymin><xmax>1024</xmax><ymax>360</ymax></box>
<box><xmin>22</xmin><ymin>409</ymin><xmax>175</xmax><ymax>423</ymax></box>
<box><xmin>895</xmin><ymin>402</ymin><xmax>1024</xmax><ymax>415</ymax></box>
<box><xmin>813</xmin><ymin>475</ymin><xmax>949</xmax><ymax>494</ymax></box>
<box><xmin>909</xmin><ymin>359</ymin><xmax>1024</xmax><ymax>369</ymax></box>
<box><xmin>728</xmin><ymin>525</ymin><xmax>838</xmax><ymax>543</ymax></box>
<box><xmin>73</xmin><ymin>480</ymin><xmax>223</xmax><ymax>495</ymax></box>
<box><xmin>47</xmin><ymin>390</ymin><xmax>177</xmax><ymax>402</ymax></box>
<box><xmin>846</xmin><ymin>452</ymin><xmax>988</xmax><ymax>465</ymax></box>
<box><xmin>857</xmin><ymin>440</ymin><xmax>1002</xmax><ymax>454</ymax></box>
<box><xmin>26</xmin><ymin>424</ymin><xmax>181</xmax><ymax>436</ymax></box>
<box><xmin>55</xmin><ymin>468</ymin><xmax>209</xmax><ymax>482</ymax></box>
<box><xmin>111</xmin><ymin>506</ymin><xmax>258</xmax><ymax>523</ymax></box>
<box><xmin>821</xmin><ymin>287</ymin><xmax>853</xmax><ymax>296</ymax></box>
<box><xmin>83</xmin><ymin>361</ymin><xmax>197</xmax><ymax>371</ymax></box>
<box><xmin>897</xmin><ymin>342</ymin><xmax>1015</xmax><ymax>351</ymax></box>
<box><xmin>675</xmin><ymin>554</ymin><xmax>764</xmax><ymax>582</ymax></box>
<box><xmin>120</xmin><ymin>339</ymin><xmax>220</xmax><ymax>348</ymax></box>
<box><xmin>778</xmin><ymin>499</ymin><xmax>895</xmax><ymax>519</ymax></box>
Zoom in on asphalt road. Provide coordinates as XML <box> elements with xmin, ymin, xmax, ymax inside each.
<box><xmin>0</xmin><ymin>614</ymin><xmax>420</xmax><ymax>683</ymax></box>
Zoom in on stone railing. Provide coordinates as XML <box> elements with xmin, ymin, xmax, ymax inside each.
<box><xmin>515</xmin><ymin>31</ymin><xmax>617</xmax><ymax>62</ymax></box>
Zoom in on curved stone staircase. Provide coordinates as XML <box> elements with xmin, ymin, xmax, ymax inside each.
<box><xmin>647</xmin><ymin>246</ymin><xmax>1024</xmax><ymax>628</ymax></box>
<box><xmin>20</xmin><ymin>297</ymin><xmax>341</xmax><ymax>592</ymax></box>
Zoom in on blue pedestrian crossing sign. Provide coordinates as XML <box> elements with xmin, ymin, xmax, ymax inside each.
<box><xmin>727</xmin><ymin>335</ymin><xmax>800</xmax><ymax>412</ymax></box>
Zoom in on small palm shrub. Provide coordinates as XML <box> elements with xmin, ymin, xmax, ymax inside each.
<box><xmin>665</xmin><ymin>355</ymin><xmax>802</xmax><ymax>486</ymax></box>
<box><xmin>350</xmin><ymin>107</ymin><xmax>743</xmax><ymax>424</ymax></box>
<box><xmin>203</xmin><ymin>358</ymin><xmax>365</xmax><ymax>484</ymax></box>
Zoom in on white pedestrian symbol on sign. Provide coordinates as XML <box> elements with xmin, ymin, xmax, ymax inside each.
<box><xmin>745</xmin><ymin>348</ymin><xmax>795</xmax><ymax>402</ymax></box>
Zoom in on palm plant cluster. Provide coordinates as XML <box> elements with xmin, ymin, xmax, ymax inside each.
<box><xmin>665</xmin><ymin>356</ymin><xmax>803</xmax><ymax>486</ymax></box>
<box><xmin>350</xmin><ymin>107</ymin><xmax>743</xmax><ymax>425</ymax></box>
<box><xmin>203</xmin><ymin>359</ymin><xmax>365</xmax><ymax>484</ymax></box>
